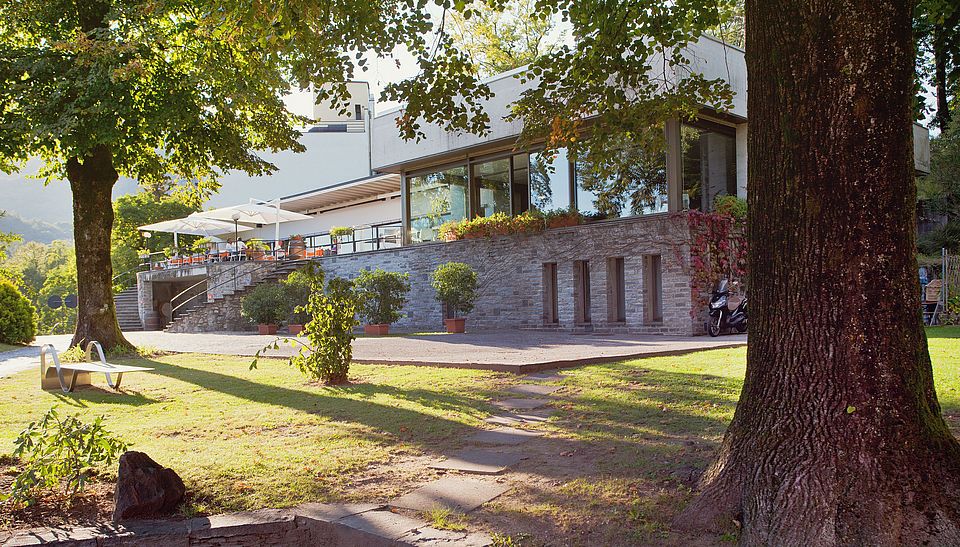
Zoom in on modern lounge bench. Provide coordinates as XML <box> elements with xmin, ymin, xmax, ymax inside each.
<box><xmin>41</xmin><ymin>341</ymin><xmax>153</xmax><ymax>393</ymax></box>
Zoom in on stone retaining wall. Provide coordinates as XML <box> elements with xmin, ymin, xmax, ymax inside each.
<box><xmin>2</xmin><ymin>504</ymin><xmax>489</xmax><ymax>546</ymax></box>
<box><xmin>319</xmin><ymin>214</ymin><xmax>696</xmax><ymax>335</ymax></box>
<box><xmin>142</xmin><ymin>215</ymin><xmax>698</xmax><ymax>335</ymax></box>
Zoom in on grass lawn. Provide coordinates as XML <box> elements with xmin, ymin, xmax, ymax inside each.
<box><xmin>0</xmin><ymin>327</ymin><xmax>958</xmax><ymax>545</ymax></box>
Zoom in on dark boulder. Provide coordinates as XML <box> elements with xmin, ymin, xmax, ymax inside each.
<box><xmin>113</xmin><ymin>451</ymin><xmax>186</xmax><ymax>521</ymax></box>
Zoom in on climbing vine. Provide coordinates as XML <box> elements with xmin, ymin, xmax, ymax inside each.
<box><xmin>681</xmin><ymin>198</ymin><xmax>748</xmax><ymax>316</ymax></box>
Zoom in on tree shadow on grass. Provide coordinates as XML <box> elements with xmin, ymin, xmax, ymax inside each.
<box><xmin>926</xmin><ymin>326</ymin><xmax>960</xmax><ymax>339</ymax></box>
<box><xmin>51</xmin><ymin>387</ymin><xmax>158</xmax><ymax>408</ymax></box>
<box><xmin>131</xmin><ymin>357</ymin><xmax>498</xmax><ymax>450</ymax></box>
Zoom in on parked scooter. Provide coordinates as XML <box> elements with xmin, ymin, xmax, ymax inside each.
<box><xmin>706</xmin><ymin>279</ymin><xmax>747</xmax><ymax>337</ymax></box>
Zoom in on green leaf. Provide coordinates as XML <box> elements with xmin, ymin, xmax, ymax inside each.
<box><xmin>846</xmin><ymin>405</ymin><xmax>857</xmax><ymax>414</ymax></box>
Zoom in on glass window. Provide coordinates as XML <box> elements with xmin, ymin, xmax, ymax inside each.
<box><xmin>681</xmin><ymin>123</ymin><xmax>737</xmax><ymax>211</ymax></box>
<box><xmin>473</xmin><ymin>158</ymin><xmax>511</xmax><ymax>217</ymax></box>
<box><xmin>529</xmin><ymin>149</ymin><xmax>572</xmax><ymax>212</ymax></box>
<box><xmin>408</xmin><ymin>165</ymin><xmax>469</xmax><ymax>243</ymax></box>
<box><xmin>511</xmin><ymin>153</ymin><xmax>530</xmax><ymax>215</ymax></box>
<box><xmin>574</xmin><ymin>145</ymin><xmax>667</xmax><ymax>218</ymax></box>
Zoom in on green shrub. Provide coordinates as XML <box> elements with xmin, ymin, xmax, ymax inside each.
<box><xmin>282</xmin><ymin>266</ymin><xmax>315</xmax><ymax>324</ymax></box>
<box><xmin>713</xmin><ymin>195</ymin><xmax>747</xmax><ymax>220</ymax></box>
<box><xmin>431</xmin><ymin>262</ymin><xmax>479</xmax><ymax>317</ymax></box>
<box><xmin>241</xmin><ymin>283</ymin><xmax>290</xmax><ymax>325</ymax></box>
<box><xmin>0</xmin><ymin>279</ymin><xmax>36</xmax><ymax>345</ymax></box>
<box><xmin>252</xmin><ymin>266</ymin><xmax>362</xmax><ymax>385</ymax></box>
<box><xmin>329</xmin><ymin>226</ymin><xmax>355</xmax><ymax>243</ymax></box>
<box><xmin>437</xmin><ymin>211</ymin><xmax>550</xmax><ymax>241</ymax></box>
<box><xmin>5</xmin><ymin>407</ymin><xmax>127</xmax><ymax>507</ymax></box>
<box><xmin>355</xmin><ymin>269</ymin><xmax>411</xmax><ymax>325</ymax></box>
<box><xmin>918</xmin><ymin>221</ymin><xmax>960</xmax><ymax>255</ymax></box>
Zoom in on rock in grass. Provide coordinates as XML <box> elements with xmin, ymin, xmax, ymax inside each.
<box><xmin>113</xmin><ymin>451</ymin><xmax>185</xmax><ymax>521</ymax></box>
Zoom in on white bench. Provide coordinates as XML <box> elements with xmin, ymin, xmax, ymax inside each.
<box><xmin>41</xmin><ymin>342</ymin><xmax>154</xmax><ymax>393</ymax></box>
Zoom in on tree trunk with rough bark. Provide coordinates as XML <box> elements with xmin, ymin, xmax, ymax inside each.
<box><xmin>67</xmin><ymin>145</ymin><xmax>132</xmax><ymax>351</ymax></box>
<box><xmin>677</xmin><ymin>0</ymin><xmax>960</xmax><ymax>544</ymax></box>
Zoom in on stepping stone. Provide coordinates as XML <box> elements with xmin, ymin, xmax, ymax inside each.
<box><xmin>294</xmin><ymin>502</ymin><xmax>382</xmax><ymax>521</ymax></box>
<box><xmin>524</xmin><ymin>372</ymin><xmax>565</xmax><ymax>381</ymax></box>
<box><xmin>494</xmin><ymin>398</ymin><xmax>549</xmax><ymax>410</ymax></box>
<box><xmin>399</xmin><ymin>528</ymin><xmax>492</xmax><ymax>547</ymax></box>
<box><xmin>336</xmin><ymin>509</ymin><xmax>424</xmax><ymax>540</ymax></box>
<box><xmin>484</xmin><ymin>409</ymin><xmax>557</xmax><ymax>426</ymax></box>
<box><xmin>467</xmin><ymin>427</ymin><xmax>543</xmax><ymax>446</ymax></box>
<box><xmin>390</xmin><ymin>476</ymin><xmax>510</xmax><ymax>512</ymax></box>
<box><xmin>429</xmin><ymin>449</ymin><xmax>527</xmax><ymax>475</ymax></box>
<box><xmin>507</xmin><ymin>384</ymin><xmax>562</xmax><ymax>396</ymax></box>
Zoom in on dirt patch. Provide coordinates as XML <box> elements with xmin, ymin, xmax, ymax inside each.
<box><xmin>0</xmin><ymin>463</ymin><xmax>115</xmax><ymax>535</ymax></box>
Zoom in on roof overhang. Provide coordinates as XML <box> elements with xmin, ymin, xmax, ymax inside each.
<box><xmin>279</xmin><ymin>173</ymin><xmax>401</xmax><ymax>212</ymax></box>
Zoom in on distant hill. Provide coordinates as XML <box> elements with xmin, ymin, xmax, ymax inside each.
<box><xmin>0</xmin><ymin>212</ymin><xmax>72</xmax><ymax>244</ymax></box>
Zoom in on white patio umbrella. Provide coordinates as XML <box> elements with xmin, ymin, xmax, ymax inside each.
<box><xmin>192</xmin><ymin>199</ymin><xmax>311</xmax><ymax>243</ymax></box>
<box><xmin>138</xmin><ymin>217</ymin><xmax>238</xmax><ymax>249</ymax></box>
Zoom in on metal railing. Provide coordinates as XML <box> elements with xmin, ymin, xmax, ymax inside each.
<box><xmin>140</xmin><ymin>222</ymin><xmax>403</xmax><ymax>272</ymax></box>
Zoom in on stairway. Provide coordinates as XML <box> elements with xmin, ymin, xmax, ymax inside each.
<box><xmin>164</xmin><ymin>260</ymin><xmax>308</xmax><ymax>333</ymax></box>
<box><xmin>115</xmin><ymin>287</ymin><xmax>143</xmax><ymax>332</ymax></box>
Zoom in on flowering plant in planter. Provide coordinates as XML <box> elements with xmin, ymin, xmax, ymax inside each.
<box><xmin>542</xmin><ymin>208</ymin><xmax>583</xmax><ymax>229</ymax></box>
<box><xmin>354</xmin><ymin>269</ymin><xmax>410</xmax><ymax>335</ymax></box>
<box><xmin>431</xmin><ymin>262</ymin><xmax>478</xmax><ymax>333</ymax></box>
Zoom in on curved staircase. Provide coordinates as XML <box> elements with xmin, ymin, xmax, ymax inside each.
<box><xmin>164</xmin><ymin>260</ymin><xmax>308</xmax><ymax>333</ymax></box>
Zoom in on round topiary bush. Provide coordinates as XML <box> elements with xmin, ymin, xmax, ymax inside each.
<box><xmin>0</xmin><ymin>280</ymin><xmax>37</xmax><ymax>345</ymax></box>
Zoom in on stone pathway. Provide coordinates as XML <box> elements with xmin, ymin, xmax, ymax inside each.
<box><xmin>382</xmin><ymin>371</ymin><xmax>568</xmax><ymax>539</ymax></box>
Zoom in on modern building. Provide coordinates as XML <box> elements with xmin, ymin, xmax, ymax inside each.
<box><xmin>134</xmin><ymin>36</ymin><xmax>932</xmax><ymax>335</ymax></box>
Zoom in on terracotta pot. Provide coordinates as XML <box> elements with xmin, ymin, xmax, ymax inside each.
<box><xmin>444</xmin><ymin>318</ymin><xmax>466</xmax><ymax>333</ymax></box>
<box><xmin>364</xmin><ymin>324</ymin><xmax>390</xmax><ymax>336</ymax></box>
<box><xmin>258</xmin><ymin>324</ymin><xmax>278</xmax><ymax>335</ymax></box>
<box><xmin>247</xmin><ymin>249</ymin><xmax>265</xmax><ymax>260</ymax></box>
<box><xmin>288</xmin><ymin>324</ymin><xmax>304</xmax><ymax>335</ymax></box>
<box><xmin>288</xmin><ymin>240</ymin><xmax>306</xmax><ymax>259</ymax></box>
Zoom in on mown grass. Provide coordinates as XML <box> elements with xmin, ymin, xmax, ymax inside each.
<box><xmin>0</xmin><ymin>355</ymin><xmax>507</xmax><ymax>513</ymax></box>
<box><xmin>0</xmin><ymin>327</ymin><xmax>957</xmax><ymax>544</ymax></box>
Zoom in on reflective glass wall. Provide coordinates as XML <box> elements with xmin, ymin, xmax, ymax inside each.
<box><xmin>408</xmin><ymin>165</ymin><xmax>469</xmax><ymax>243</ymax></box>
<box><xmin>529</xmin><ymin>149</ymin><xmax>572</xmax><ymax>211</ymax></box>
<box><xmin>681</xmin><ymin>123</ymin><xmax>737</xmax><ymax>211</ymax></box>
<box><xmin>574</xmin><ymin>146</ymin><xmax>668</xmax><ymax>218</ymax></box>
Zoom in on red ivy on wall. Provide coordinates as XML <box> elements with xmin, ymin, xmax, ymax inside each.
<box><xmin>684</xmin><ymin>210</ymin><xmax>748</xmax><ymax>317</ymax></box>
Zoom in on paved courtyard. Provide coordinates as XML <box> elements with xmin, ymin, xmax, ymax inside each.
<box><xmin>0</xmin><ymin>330</ymin><xmax>746</xmax><ymax>377</ymax></box>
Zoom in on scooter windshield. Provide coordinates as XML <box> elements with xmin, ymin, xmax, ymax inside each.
<box><xmin>715</xmin><ymin>279</ymin><xmax>729</xmax><ymax>293</ymax></box>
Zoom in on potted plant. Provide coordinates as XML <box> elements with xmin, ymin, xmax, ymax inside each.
<box><xmin>245</xmin><ymin>238</ymin><xmax>268</xmax><ymax>260</ymax></box>
<box><xmin>354</xmin><ymin>269</ymin><xmax>411</xmax><ymax>335</ymax></box>
<box><xmin>431</xmin><ymin>262</ymin><xmax>479</xmax><ymax>333</ymax></box>
<box><xmin>329</xmin><ymin>226</ymin><xmax>354</xmax><ymax>255</ymax></box>
<box><xmin>287</xmin><ymin>234</ymin><xmax>306</xmax><ymax>259</ymax></box>
<box><xmin>282</xmin><ymin>266</ymin><xmax>314</xmax><ymax>335</ymax></box>
<box><xmin>241</xmin><ymin>283</ymin><xmax>290</xmax><ymax>335</ymax></box>
<box><xmin>544</xmin><ymin>208</ymin><xmax>582</xmax><ymax>229</ymax></box>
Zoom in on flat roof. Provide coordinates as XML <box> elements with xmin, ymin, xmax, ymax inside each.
<box><xmin>279</xmin><ymin>173</ymin><xmax>401</xmax><ymax>212</ymax></box>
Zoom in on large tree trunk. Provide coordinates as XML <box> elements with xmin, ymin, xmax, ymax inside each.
<box><xmin>677</xmin><ymin>0</ymin><xmax>960</xmax><ymax>544</ymax></box>
<box><xmin>934</xmin><ymin>27</ymin><xmax>953</xmax><ymax>132</ymax></box>
<box><xmin>67</xmin><ymin>145</ymin><xmax>133</xmax><ymax>351</ymax></box>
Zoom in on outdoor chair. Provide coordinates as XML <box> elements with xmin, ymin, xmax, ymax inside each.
<box><xmin>923</xmin><ymin>279</ymin><xmax>944</xmax><ymax>326</ymax></box>
<box><xmin>40</xmin><ymin>342</ymin><xmax>153</xmax><ymax>393</ymax></box>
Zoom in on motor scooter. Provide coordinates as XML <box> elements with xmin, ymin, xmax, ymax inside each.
<box><xmin>706</xmin><ymin>279</ymin><xmax>747</xmax><ymax>337</ymax></box>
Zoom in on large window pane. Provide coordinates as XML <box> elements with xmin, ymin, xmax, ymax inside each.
<box><xmin>511</xmin><ymin>153</ymin><xmax>530</xmax><ymax>215</ymax></box>
<box><xmin>681</xmin><ymin>124</ymin><xmax>737</xmax><ymax>211</ymax></box>
<box><xmin>474</xmin><ymin>158</ymin><xmax>511</xmax><ymax>217</ymax></box>
<box><xmin>408</xmin><ymin>165</ymin><xmax>468</xmax><ymax>243</ymax></box>
<box><xmin>529</xmin><ymin>149</ymin><xmax>572</xmax><ymax>211</ymax></box>
<box><xmin>575</xmin><ymin>145</ymin><xmax>667</xmax><ymax>218</ymax></box>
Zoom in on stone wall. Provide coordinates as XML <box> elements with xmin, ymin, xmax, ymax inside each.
<box><xmin>318</xmin><ymin>214</ymin><xmax>696</xmax><ymax>335</ymax></box>
<box><xmin>146</xmin><ymin>215</ymin><xmax>697</xmax><ymax>335</ymax></box>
